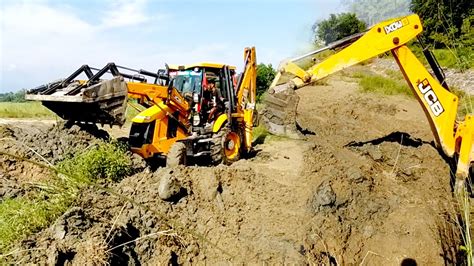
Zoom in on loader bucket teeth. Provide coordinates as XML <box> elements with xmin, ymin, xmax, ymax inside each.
<box><xmin>26</xmin><ymin>77</ymin><xmax>128</xmax><ymax>126</ymax></box>
<box><xmin>261</xmin><ymin>83</ymin><xmax>301</xmax><ymax>139</ymax></box>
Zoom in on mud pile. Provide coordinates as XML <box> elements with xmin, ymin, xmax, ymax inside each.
<box><xmin>0</xmin><ymin>123</ymin><xmax>110</xmax><ymax>198</ymax></box>
<box><xmin>12</xmin><ymin>164</ymin><xmax>264</xmax><ymax>264</ymax></box>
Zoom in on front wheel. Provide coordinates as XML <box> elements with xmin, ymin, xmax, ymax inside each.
<box><xmin>166</xmin><ymin>142</ymin><xmax>187</xmax><ymax>167</ymax></box>
<box><xmin>210</xmin><ymin>129</ymin><xmax>241</xmax><ymax>165</ymax></box>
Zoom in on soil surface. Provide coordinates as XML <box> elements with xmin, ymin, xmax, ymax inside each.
<box><xmin>0</xmin><ymin>66</ymin><xmax>463</xmax><ymax>264</ymax></box>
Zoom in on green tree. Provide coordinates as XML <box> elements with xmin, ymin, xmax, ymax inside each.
<box><xmin>0</xmin><ymin>90</ymin><xmax>26</xmax><ymax>102</ymax></box>
<box><xmin>410</xmin><ymin>0</ymin><xmax>474</xmax><ymax>47</ymax></box>
<box><xmin>256</xmin><ymin>63</ymin><xmax>276</xmax><ymax>98</ymax></box>
<box><xmin>312</xmin><ymin>13</ymin><xmax>367</xmax><ymax>45</ymax></box>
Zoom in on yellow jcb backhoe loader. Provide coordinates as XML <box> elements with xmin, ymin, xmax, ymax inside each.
<box><xmin>262</xmin><ymin>14</ymin><xmax>473</xmax><ymax>191</ymax></box>
<box><xmin>26</xmin><ymin>47</ymin><xmax>257</xmax><ymax>166</ymax></box>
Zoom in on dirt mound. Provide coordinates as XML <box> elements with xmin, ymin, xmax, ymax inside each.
<box><xmin>0</xmin><ymin>122</ymin><xmax>110</xmax><ymax>199</ymax></box>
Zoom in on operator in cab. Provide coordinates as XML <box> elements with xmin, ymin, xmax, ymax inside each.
<box><xmin>202</xmin><ymin>78</ymin><xmax>225</xmax><ymax>123</ymax></box>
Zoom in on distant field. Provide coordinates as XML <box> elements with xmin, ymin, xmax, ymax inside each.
<box><xmin>0</xmin><ymin>102</ymin><xmax>56</xmax><ymax>118</ymax></box>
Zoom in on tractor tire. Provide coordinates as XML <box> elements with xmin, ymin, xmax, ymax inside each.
<box><xmin>166</xmin><ymin>142</ymin><xmax>187</xmax><ymax>167</ymax></box>
<box><xmin>211</xmin><ymin>129</ymin><xmax>240</xmax><ymax>165</ymax></box>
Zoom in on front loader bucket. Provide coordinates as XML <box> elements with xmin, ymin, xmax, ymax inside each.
<box><xmin>26</xmin><ymin>77</ymin><xmax>128</xmax><ymax>126</ymax></box>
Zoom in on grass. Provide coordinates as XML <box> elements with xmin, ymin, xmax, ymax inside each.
<box><xmin>0</xmin><ymin>141</ymin><xmax>132</xmax><ymax>256</ymax></box>
<box><xmin>0</xmin><ymin>194</ymin><xmax>72</xmax><ymax>254</ymax></box>
<box><xmin>357</xmin><ymin>73</ymin><xmax>413</xmax><ymax>98</ymax></box>
<box><xmin>0</xmin><ymin>102</ymin><xmax>56</xmax><ymax>118</ymax></box>
<box><xmin>252</xmin><ymin>125</ymin><xmax>269</xmax><ymax>144</ymax></box>
<box><xmin>432</xmin><ymin>48</ymin><xmax>474</xmax><ymax>70</ymax></box>
<box><xmin>456</xmin><ymin>186</ymin><xmax>473</xmax><ymax>266</ymax></box>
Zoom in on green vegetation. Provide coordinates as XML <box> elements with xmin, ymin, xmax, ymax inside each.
<box><xmin>0</xmin><ymin>102</ymin><xmax>56</xmax><ymax>118</ymax></box>
<box><xmin>0</xmin><ymin>194</ymin><xmax>71</xmax><ymax>254</ymax></box>
<box><xmin>357</xmin><ymin>73</ymin><xmax>412</xmax><ymax>97</ymax></box>
<box><xmin>252</xmin><ymin>125</ymin><xmax>269</xmax><ymax>145</ymax></box>
<box><xmin>448</xmin><ymin>87</ymin><xmax>474</xmax><ymax>118</ymax></box>
<box><xmin>125</xmin><ymin>104</ymin><xmax>142</xmax><ymax>121</ymax></box>
<box><xmin>0</xmin><ymin>90</ymin><xmax>26</xmax><ymax>103</ymax></box>
<box><xmin>411</xmin><ymin>0</ymin><xmax>473</xmax><ymax>70</ymax></box>
<box><xmin>0</xmin><ymin>141</ymin><xmax>132</xmax><ymax>254</ymax></box>
<box><xmin>457</xmin><ymin>187</ymin><xmax>473</xmax><ymax>266</ymax></box>
<box><xmin>58</xmin><ymin>141</ymin><xmax>133</xmax><ymax>182</ymax></box>
<box><xmin>256</xmin><ymin>63</ymin><xmax>276</xmax><ymax>100</ymax></box>
<box><xmin>312</xmin><ymin>13</ymin><xmax>366</xmax><ymax>45</ymax></box>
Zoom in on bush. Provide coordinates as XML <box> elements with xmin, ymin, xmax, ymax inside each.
<box><xmin>0</xmin><ymin>141</ymin><xmax>133</xmax><ymax>255</ymax></box>
<box><xmin>256</xmin><ymin>63</ymin><xmax>276</xmax><ymax>100</ymax></box>
<box><xmin>58</xmin><ymin>141</ymin><xmax>132</xmax><ymax>182</ymax></box>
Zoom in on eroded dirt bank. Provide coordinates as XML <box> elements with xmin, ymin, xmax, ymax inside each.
<box><xmin>1</xmin><ymin>72</ymin><xmax>461</xmax><ymax>264</ymax></box>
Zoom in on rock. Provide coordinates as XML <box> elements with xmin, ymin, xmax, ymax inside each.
<box><xmin>311</xmin><ymin>181</ymin><xmax>336</xmax><ymax>212</ymax></box>
<box><xmin>367</xmin><ymin>147</ymin><xmax>383</xmax><ymax>161</ymax></box>
<box><xmin>363</xmin><ymin>225</ymin><xmax>375</xmax><ymax>238</ymax></box>
<box><xmin>347</xmin><ymin>167</ymin><xmax>366</xmax><ymax>183</ymax></box>
<box><xmin>158</xmin><ymin>171</ymin><xmax>182</xmax><ymax>200</ymax></box>
<box><xmin>47</xmin><ymin>246</ymin><xmax>60</xmax><ymax>265</ymax></box>
<box><xmin>52</xmin><ymin>222</ymin><xmax>67</xmax><ymax>240</ymax></box>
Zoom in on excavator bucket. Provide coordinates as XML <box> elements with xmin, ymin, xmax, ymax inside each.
<box><xmin>261</xmin><ymin>32</ymin><xmax>366</xmax><ymax>138</ymax></box>
<box><xmin>261</xmin><ymin>82</ymin><xmax>301</xmax><ymax>138</ymax></box>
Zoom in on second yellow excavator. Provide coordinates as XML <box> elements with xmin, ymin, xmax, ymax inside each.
<box><xmin>262</xmin><ymin>14</ymin><xmax>473</xmax><ymax>191</ymax></box>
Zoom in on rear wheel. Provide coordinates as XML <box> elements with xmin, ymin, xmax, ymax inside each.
<box><xmin>166</xmin><ymin>142</ymin><xmax>187</xmax><ymax>167</ymax></box>
<box><xmin>211</xmin><ymin>128</ymin><xmax>241</xmax><ymax>165</ymax></box>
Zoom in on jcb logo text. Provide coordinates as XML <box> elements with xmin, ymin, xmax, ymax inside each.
<box><xmin>418</xmin><ymin>79</ymin><xmax>444</xmax><ymax>117</ymax></box>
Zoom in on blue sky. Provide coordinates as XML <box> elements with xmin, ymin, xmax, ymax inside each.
<box><xmin>0</xmin><ymin>0</ymin><xmax>344</xmax><ymax>92</ymax></box>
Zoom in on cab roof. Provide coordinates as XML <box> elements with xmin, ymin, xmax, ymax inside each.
<box><xmin>168</xmin><ymin>62</ymin><xmax>236</xmax><ymax>71</ymax></box>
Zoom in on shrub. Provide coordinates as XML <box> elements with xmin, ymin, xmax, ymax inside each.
<box><xmin>58</xmin><ymin>141</ymin><xmax>133</xmax><ymax>183</ymax></box>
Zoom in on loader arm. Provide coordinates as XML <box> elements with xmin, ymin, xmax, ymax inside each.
<box><xmin>264</xmin><ymin>14</ymin><xmax>474</xmax><ymax>182</ymax></box>
<box><xmin>235</xmin><ymin>47</ymin><xmax>257</xmax><ymax>152</ymax></box>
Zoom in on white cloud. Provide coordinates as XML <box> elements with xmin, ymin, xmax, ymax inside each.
<box><xmin>100</xmin><ymin>0</ymin><xmax>151</xmax><ymax>29</ymax></box>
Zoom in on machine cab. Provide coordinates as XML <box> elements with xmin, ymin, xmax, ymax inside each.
<box><xmin>168</xmin><ymin>63</ymin><xmax>238</xmax><ymax>129</ymax></box>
